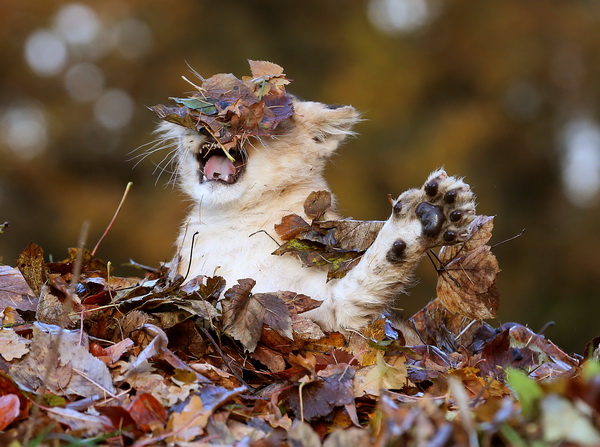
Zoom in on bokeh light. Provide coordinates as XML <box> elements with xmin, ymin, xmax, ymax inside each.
<box><xmin>0</xmin><ymin>102</ymin><xmax>48</xmax><ymax>159</ymax></box>
<box><xmin>368</xmin><ymin>0</ymin><xmax>432</xmax><ymax>33</ymax></box>
<box><xmin>64</xmin><ymin>63</ymin><xmax>105</xmax><ymax>102</ymax></box>
<box><xmin>93</xmin><ymin>89</ymin><xmax>134</xmax><ymax>131</ymax></box>
<box><xmin>24</xmin><ymin>30</ymin><xmax>68</xmax><ymax>76</ymax></box>
<box><xmin>53</xmin><ymin>3</ymin><xmax>99</xmax><ymax>46</ymax></box>
<box><xmin>560</xmin><ymin>117</ymin><xmax>600</xmax><ymax>207</ymax></box>
<box><xmin>114</xmin><ymin>19</ymin><xmax>153</xmax><ymax>60</ymax></box>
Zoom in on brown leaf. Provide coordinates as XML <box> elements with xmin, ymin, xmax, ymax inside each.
<box><xmin>292</xmin><ymin>315</ymin><xmax>326</xmax><ymax>341</ymax></box>
<box><xmin>9</xmin><ymin>322</ymin><xmax>116</xmax><ymax>398</ymax></box>
<box><xmin>222</xmin><ymin>279</ymin><xmax>293</xmax><ymax>352</ymax></box>
<box><xmin>313</xmin><ymin>219</ymin><xmax>384</xmax><ymax>251</ymax></box>
<box><xmin>274</xmin><ymin>214</ymin><xmax>311</xmax><ymax>241</ymax></box>
<box><xmin>16</xmin><ymin>242</ymin><xmax>47</xmax><ymax>297</ymax></box>
<box><xmin>0</xmin><ymin>266</ymin><xmax>37</xmax><ymax>312</ymax></box>
<box><xmin>278</xmin><ymin>291</ymin><xmax>322</xmax><ymax>314</ymax></box>
<box><xmin>248</xmin><ymin>59</ymin><xmax>285</xmax><ymax>79</ymax></box>
<box><xmin>435</xmin><ymin>215</ymin><xmax>500</xmax><ymax>320</ymax></box>
<box><xmin>283</xmin><ymin>363</ymin><xmax>355</xmax><ymax>420</ymax></box>
<box><xmin>304</xmin><ymin>190</ymin><xmax>332</xmax><ymax>221</ymax></box>
<box><xmin>251</xmin><ymin>345</ymin><xmax>286</xmax><ymax>372</ymax></box>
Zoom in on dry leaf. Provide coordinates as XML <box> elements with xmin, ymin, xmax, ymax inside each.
<box><xmin>127</xmin><ymin>393</ymin><xmax>167</xmax><ymax>433</ymax></box>
<box><xmin>304</xmin><ymin>190</ymin><xmax>332</xmax><ymax>221</ymax></box>
<box><xmin>0</xmin><ymin>329</ymin><xmax>30</xmax><ymax>361</ymax></box>
<box><xmin>0</xmin><ymin>394</ymin><xmax>19</xmax><ymax>430</ymax></box>
<box><xmin>0</xmin><ymin>266</ymin><xmax>37</xmax><ymax>312</ymax></box>
<box><xmin>9</xmin><ymin>322</ymin><xmax>116</xmax><ymax>398</ymax></box>
<box><xmin>354</xmin><ymin>352</ymin><xmax>410</xmax><ymax>397</ymax></box>
<box><xmin>436</xmin><ymin>216</ymin><xmax>500</xmax><ymax>320</ymax></box>
<box><xmin>45</xmin><ymin>407</ymin><xmax>112</xmax><ymax>436</ymax></box>
<box><xmin>16</xmin><ymin>242</ymin><xmax>47</xmax><ymax>297</ymax></box>
<box><xmin>150</xmin><ymin>60</ymin><xmax>294</xmax><ymax>158</ymax></box>
<box><xmin>222</xmin><ymin>279</ymin><xmax>292</xmax><ymax>352</ymax></box>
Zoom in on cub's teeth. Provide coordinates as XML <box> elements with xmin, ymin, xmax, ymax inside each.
<box><xmin>202</xmin><ymin>174</ymin><xmax>208</xmax><ymax>183</ymax></box>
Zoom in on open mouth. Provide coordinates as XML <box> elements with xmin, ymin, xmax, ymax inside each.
<box><xmin>196</xmin><ymin>141</ymin><xmax>246</xmax><ymax>185</ymax></box>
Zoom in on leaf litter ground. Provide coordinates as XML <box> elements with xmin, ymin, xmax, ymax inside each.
<box><xmin>1</xmin><ymin>194</ymin><xmax>599</xmax><ymax>446</ymax></box>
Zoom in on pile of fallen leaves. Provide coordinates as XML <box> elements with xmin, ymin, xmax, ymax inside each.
<box><xmin>1</xmin><ymin>200</ymin><xmax>600</xmax><ymax>446</ymax></box>
<box><xmin>149</xmin><ymin>60</ymin><xmax>294</xmax><ymax>160</ymax></box>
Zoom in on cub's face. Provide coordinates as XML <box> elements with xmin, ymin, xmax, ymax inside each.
<box><xmin>159</xmin><ymin>100</ymin><xmax>360</xmax><ymax>207</ymax></box>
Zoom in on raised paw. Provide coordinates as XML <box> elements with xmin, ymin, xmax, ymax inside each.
<box><xmin>392</xmin><ymin>169</ymin><xmax>476</xmax><ymax>249</ymax></box>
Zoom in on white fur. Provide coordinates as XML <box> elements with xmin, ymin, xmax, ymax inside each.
<box><xmin>159</xmin><ymin>99</ymin><xmax>476</xmax><ymax>331</ymax></box>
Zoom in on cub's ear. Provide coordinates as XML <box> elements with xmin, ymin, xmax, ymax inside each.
<box><xmin>293</xmin><ymin>101</ymin><xmax>361</xmax><ymax>147</ymax></box>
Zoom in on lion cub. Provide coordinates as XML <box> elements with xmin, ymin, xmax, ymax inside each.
<box><xmin>158</xmin><ymin>98</ymin><xmax>476</xmax><ymax>332</ymax></box>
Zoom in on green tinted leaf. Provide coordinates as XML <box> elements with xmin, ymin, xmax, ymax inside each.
<box><xmin>170</xmin><ymin>97</ymin><xmax>217</xmax><ymax>115</ymax></box>
<box><xmin>506</xmin><ymin>368</ymin><xmax>543</xmax><ymax>418</ymax></box>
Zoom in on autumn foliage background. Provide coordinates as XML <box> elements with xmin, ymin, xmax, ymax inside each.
<box><xmin>1</xmin><ymin>0</ymin><xmax>600</xmax><ymax>353</ymax></box>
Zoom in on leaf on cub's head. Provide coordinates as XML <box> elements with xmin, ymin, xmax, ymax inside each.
<box><xmin>222</xmin><ymin>279</ymin><xmax>293</xmax><ymax>352</ymax></box>
<box><xmin>150</xmin><ymin>60</ymin><xmax>294</xmax><ymax>159</ymax></box>
<box><xmin>304</xmin><ymin>191</ymin><xmax>332</xmax><ymax>221</ymax></box>
<box><xmin>435</xmin><ymin>215</ymin><xmax>500</xmax><ymax>320</ymax></box>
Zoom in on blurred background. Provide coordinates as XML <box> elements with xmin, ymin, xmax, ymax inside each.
<box><xmin>1</xmin><ymin>0</ymin><xmax>599</xmax><ymax>353</ymax></box>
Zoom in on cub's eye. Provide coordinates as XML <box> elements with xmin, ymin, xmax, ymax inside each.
<box><xmin>313</xmin><ymin>136</ymin><xmax>323</xmax><ymax>143</ymax></box>
<box><xmin>199</xmin><ymin>127</ymin><xmax>210</xmax><ymax>136</ymax></box>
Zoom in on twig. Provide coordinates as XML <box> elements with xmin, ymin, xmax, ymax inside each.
<box><xmin>91</xmin><ymin>182</ymin><xmax>133</xmax><ymax>257</ymax></box>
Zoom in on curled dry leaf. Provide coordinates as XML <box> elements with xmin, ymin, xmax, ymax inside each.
<box><xmin>222</xmin><ymin>279</ymin><xmax>293</xmax><ymax>352</ymax></box>
<box><xmin>435</xmin><ymin>215</ymin><xmax>500</xmax><ymax>320</ymax></box>
<box><xmin>304</xmin><ymin>190</ymin><xmax>332</xmax><ymax>221</ymax></box>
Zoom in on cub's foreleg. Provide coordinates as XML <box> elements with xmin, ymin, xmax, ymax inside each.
<box><xmin>307</xmin><ymin>169</ymin><xmax>477</xmax><ymax>331</ymax></box>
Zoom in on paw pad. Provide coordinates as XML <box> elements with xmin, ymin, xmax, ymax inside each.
<box><xmin>424</xmin><ymin>180</ymin><xmax>439</xmax><ymax>197</ymax></box>
<box><xmin>449</xmin><ymin>210</ymin><xmax>462</xmax><ymax>222</ymax></box>
<box><xmin>386</xmin><ymin>239</ymin><xmax>407</xmax><ymax>263</ymax></box>
<box><xmin>416</xmin><ymin>202</ymin><xmax>445</xmax><ymax>238</ymax></box>
<box><xmin>444</xmin><ymin>190</ymin><xmax>457</xmax><ymax>204</ymax></box>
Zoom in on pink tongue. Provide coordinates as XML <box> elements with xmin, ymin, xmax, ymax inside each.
<box><xmin>204</xmin><ymin>154</ymin><xmax>236</xmax><ymax>180</ymax></box>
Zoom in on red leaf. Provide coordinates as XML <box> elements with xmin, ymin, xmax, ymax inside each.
<box><xmin>127</xmin><ymin>393</ymin><xmax>167</xmax><ymax>432</ymax></box>
<box><xmin>0</xmin><ymin>394</ymin><xmax>20</xmax><ymax>430</ymax></box>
